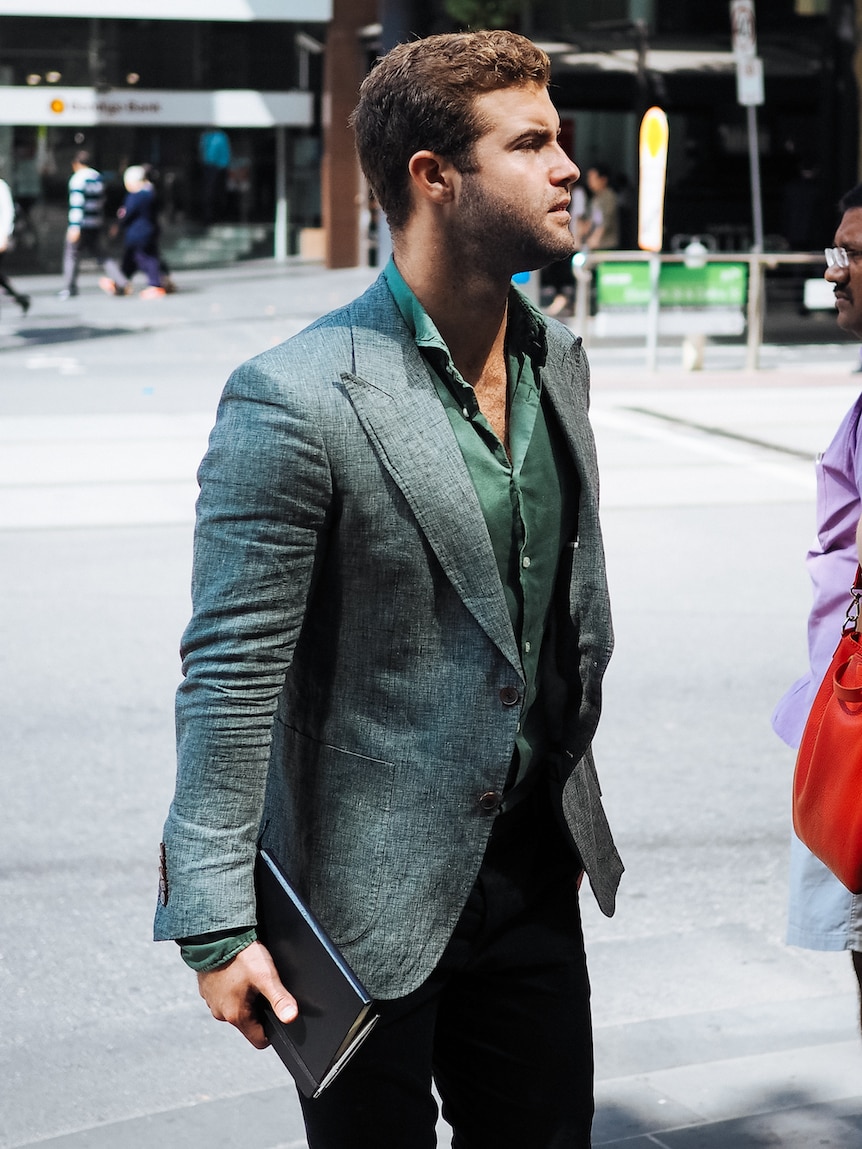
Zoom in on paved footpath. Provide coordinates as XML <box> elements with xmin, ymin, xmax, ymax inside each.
<box><xmin>1</xmin><ymin>263</ymin><xmax>861</xmax><ymax>1148</ymax></box>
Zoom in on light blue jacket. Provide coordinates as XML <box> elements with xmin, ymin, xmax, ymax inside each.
<box><xmin>154</xmin><ymin>275</ymin><xmax>622</xmax><ymax>999</ymax></box>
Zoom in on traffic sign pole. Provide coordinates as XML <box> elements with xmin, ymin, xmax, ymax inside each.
<box><xmin>730</xmin><ymin>0</ymin><xmax>765</xmax><ymax>253</ymax></box>
<box><xmin>746</xmin><ymin>105</ymin><xmax>765</xmax><ymax>254</ymax></box>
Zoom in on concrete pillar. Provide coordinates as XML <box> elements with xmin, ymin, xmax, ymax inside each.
<box><xmin>321</xmin><ymin>0</ymin><xmax>378</xmax><ymax>269</ymax></box>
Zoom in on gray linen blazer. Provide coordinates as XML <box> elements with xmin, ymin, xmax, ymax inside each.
<box><xmin>154</xmin><ymin>274</ymin><xmax>623</xmax><ymax>999</ymax></box>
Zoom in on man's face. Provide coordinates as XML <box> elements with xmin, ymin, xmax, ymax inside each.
<box><xmin>826</xmin><ymin>207</ymin><xmax>862</xmax><ymax>339</ymax></box>
<box><xmin>451</xmin><ymin>83</ymin><xmax>580</xmax><ymax>276</ymax></box>
<box><xmin>586</xmin><ymin>168</ymin><xmax>606</xmax><ymax>194</ymax></box>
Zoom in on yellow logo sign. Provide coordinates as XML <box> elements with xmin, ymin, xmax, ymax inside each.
<box><xmin>644</xmin><ymin>113</ymin><xmax>667</xmax><ymax>159</ymax></box>
<box><xmin>50</xmin><ymin>99</ymin><xmax>65</xmax><ymax>114</ymax></box>
<box><xmin>638</xmin><ymin>107</ymin><xmax>669</xmax><ymax>252</ymax></box>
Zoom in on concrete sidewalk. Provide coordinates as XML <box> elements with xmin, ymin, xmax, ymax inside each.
<box><xmin>587</xmin><ymin>361</ymin><xmax>862</xmax><ymax>1146</ymax></box>
<box><xmin>1</xmin><ymin>260</ymin><xmax>861</xmax><ymax>1148</ymax></box>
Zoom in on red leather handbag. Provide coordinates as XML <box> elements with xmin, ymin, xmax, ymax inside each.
<box><xmin>792</xmin><ymin>566</ymin><xmax>862</xmax><ymax>894</ymax></box>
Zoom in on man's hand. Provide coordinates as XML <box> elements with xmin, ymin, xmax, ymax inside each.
<box><xmin>66</xmin><ymin>225</ymin><xmax>80</xmax><ymax>243</ymax></box>
<box><xmin>197</xmin><ymin>940</ymin><xmax>298</xmax><ymax>1049</ymax></box>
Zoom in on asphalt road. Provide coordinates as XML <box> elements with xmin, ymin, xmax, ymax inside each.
<box><xmin>1</xmin><ymin>262</ymin><xmax>861</xmax><ymax>1147</ymax></box>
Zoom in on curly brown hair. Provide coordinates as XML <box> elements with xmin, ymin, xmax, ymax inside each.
<box><xmin>351</xmin><ymin>30</ymin><xmax>551</xmax><ymax>233</ymax></box>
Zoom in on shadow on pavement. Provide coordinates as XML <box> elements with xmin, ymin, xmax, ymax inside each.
<box><xmin>5</xmin><ymin>324</ymin><xmax>139</xmax><ymax>347</ymax></box>
<box><xmin>594</xmin><ymin>1089</ymin><xmax>862</xmax><ymax>1147</ymax></box>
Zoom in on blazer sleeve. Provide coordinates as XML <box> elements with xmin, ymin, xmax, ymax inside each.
<box><xmin>154</xmin><ymin>353</ymin><xmax>333</xmax><ymax>941</ymax></box>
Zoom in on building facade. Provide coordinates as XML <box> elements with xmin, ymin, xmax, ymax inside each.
<box><xmin>0</xmin><ymin>2</ymin><xmax>330</xmax><ymax>269</ymax></box>
<box><xmin>381</xmin><ymin>0</ymin><xmax>859</xmax><ymax>254</ymax></box>
<box><xmin>0</xmin><ymin>0</ymin><xmax>859</xmax><ymax>272</ymax></box>
<box><xmin>532</xmin><ymin>0</ymin><xmax>858</xmax><ymax>252</ymax></box>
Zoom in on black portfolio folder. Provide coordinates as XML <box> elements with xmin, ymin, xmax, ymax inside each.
<box><xmin>254</xmin><ymin>847</ymin><xmax>379</xmax><ymax>1098</ymax></box>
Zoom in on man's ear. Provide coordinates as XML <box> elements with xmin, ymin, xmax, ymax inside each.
<box><xmin>407</xmin><ymin>150</ymin><xmax>457</xmax><ymax>208</ymax></box>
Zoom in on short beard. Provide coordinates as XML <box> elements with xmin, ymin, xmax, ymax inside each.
<box><xmin>456</xmin><ymin>173</ymin><xmax>576</xmax><ymax>278</ymax></box>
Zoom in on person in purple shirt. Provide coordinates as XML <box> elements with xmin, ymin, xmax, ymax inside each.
<box><xmin>773</xmin><ymin>182</ymin><xmax>862</xmax><ymax>1025</ymax></box>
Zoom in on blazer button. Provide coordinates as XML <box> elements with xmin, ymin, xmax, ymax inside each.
<box><xmin>158</xmin><ymin>842</ymin><xmax>169</xmax><ymax>906</ymax></box>
<box><xmin>499</xmin><ymin>686</ymin><xmax>520</xmax><ymax>706</ymax></box>
<box><xmin>478</xmin><ymin>790</ymin><xmax>503</xmax><ymax>813</ymax></box>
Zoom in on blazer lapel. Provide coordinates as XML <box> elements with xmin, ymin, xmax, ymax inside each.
<box><xmin>541</xmin><ymin>333</ymin><xmax>595</xmax><ymax>501</ymax></box>
<box><xmin>540</xmin><ymin>324</ymin><xmax>614</xmax><ymax>762</ymax></box>
<box><xmin>340</xmin><ymin>281</ymin><xmax>522</xmax><ymax>675</ymax></box>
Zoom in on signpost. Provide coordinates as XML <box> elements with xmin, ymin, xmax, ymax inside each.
<box><xmin>730</xmin><ymin>0</ymin><xmax>765</xmax><ymax>253</ymax></box>
<box><xmin>638</xmin><ymin>105</ymin><xmax>669</xmax><ymax>370</ymax></box>
<box><xmin>730</xmin><ymin>0</ymin><xmax>765</xmax><ymax>365</ymax></box>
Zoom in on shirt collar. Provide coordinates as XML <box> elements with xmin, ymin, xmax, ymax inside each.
<box><xmin>383</xmin><ymin>256</ymin><xmax>548</xmax><ymax>372</ymax></box>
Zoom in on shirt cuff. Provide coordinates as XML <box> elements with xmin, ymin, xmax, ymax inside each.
<box><xmin>178</xmin><ymin>927</ymin><xmax>257</xmax><ymax>972</ymax></box>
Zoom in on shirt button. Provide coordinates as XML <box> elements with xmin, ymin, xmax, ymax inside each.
<box><xmin>522</xmin><ymin>555</ymin><xmax>531</xmax><ymax>568</ymax></box>
<box><xmin>499</xmin><ymin>686</ymin><xmax>520</xmax><ymax>706</ymax></box>
<box><xmin>524</xmin><ymin>640</ymin><xmax>531</xmax><ymax>653</ymax></box>
<box><xmin>462</xmin><ymin>407</ymin><xmax>469</xmax><ymax>418</ymax></box>
<box><xmin>478</xmin><ymin>790</ymin><xmax>502</xmax><ymax>813</ymax></box>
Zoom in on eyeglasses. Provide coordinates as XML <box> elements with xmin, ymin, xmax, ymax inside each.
<box><xmin>825</xmin><ymin>247</ymin><xmax>862</xmax><ymax>268</ymax></box>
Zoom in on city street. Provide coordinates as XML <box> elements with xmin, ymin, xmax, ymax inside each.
<box><xmin>1</xmin><ymin>262</ymin><xmax>861</xmax><ymax>1147</ymax></box>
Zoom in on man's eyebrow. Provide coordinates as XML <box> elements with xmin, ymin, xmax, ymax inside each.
<box><xmin>509</xmin><ymin>124</ymin><xmax>558</xmax><ymax>144</ymax></box>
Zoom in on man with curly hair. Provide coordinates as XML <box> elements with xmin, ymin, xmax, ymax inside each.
<box><xmin>156</xmin><ymin>30</ymin><xmax>622</xmax><ymax>1147</ymax></box>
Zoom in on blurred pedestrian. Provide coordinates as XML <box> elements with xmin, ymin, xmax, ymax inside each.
<box><xmin>0</xmin><ymin>175</ymin><xmax>30</xmax><ymax>316</ymax></box>
<box><xmin>198</xmin><ymin>126</ymin><xmax>231</xmax><ymax>224</ymax></box>
<box><xmin>780</xmin><ymin>159</ymin><xmax>820</xmax><ymax>252</ymax></box>
<box><xmin>58</xmin><ymin>150</ymin><xmax>105</xmax><ymax>299</ymax></box>
<box><xmin>142</xmin><ymin>164</ymin><xmax>177</xmax><ymax>292</ymax></box>
<box><xmin>773</xmin><ymin>181</ymin><xmax>862</xmax><ymax>1027</ymax></box>
<box><xmin>99</xmin><ymin>165</ymin><xmax>169</xmax><ymax>299</ymax></box>
<box><xmin>545</xmin><ymin>181</ymin><xmax>586</xmax><ymax>317</ymax></box>
<box><xmin>577</xmin><ymin>162</ymin><xmax>620</xmax><ymax>251</ymax></box>
<box><xmin>11</xmin><ymin>140</ymin><xmax>42</xmax><ymax>251</ymax></box>
<box><xmin>155</xmin><ymin>30</ymin><xmax>621</xmax><ymax>1149</ymax></box>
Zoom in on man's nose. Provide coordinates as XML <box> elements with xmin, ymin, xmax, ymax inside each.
<box><xmin>825</xmin><ymin>263</ymin><xmax>849</xmax><ymax>284</ymax></box>
<box><xmin>557</xmin><ymin>149</ymin><xmax>580</xmax><ymax>188</ymax></box>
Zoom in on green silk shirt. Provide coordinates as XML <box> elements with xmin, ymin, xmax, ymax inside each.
<box><xmin>383</xmin><ymin>259</ymin><xmax>576</xmax><ymax>792</ymax></box>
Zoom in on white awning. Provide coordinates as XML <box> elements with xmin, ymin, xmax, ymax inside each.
<box><xmin>0</xmin><ymin>86</ymin><xmax>314</xmax><ymax>127</ymax></box>
<box><xmin>0</xmin><ymin>1</ymin><xmax>331</xmax><ymax>19</ymax></box>
<box><xmin>547</xmin><ymin>45</ymin><xmax>818</xmax><ymax>79</ymax></box>
<box><xmin>559</xmin><ymin>48</ymin><xmax>739</xmax><ymax>73</ymax></box>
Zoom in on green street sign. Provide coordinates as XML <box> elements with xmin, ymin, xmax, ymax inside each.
<box><xmin>595</xmin><ymin>262</ymin><xmax>749</xmax><ymax>308</ymax></box>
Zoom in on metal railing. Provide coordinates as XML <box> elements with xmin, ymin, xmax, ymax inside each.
<box><xmin>573</xmin><ymin>250</ymin><xmax>828</xmax><ymax>370</ymax></box>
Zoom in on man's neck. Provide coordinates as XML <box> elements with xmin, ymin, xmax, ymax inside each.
<box><xmin>392</xmin><ymin>244</ymin><xmax>510</xmax><ymax>388</ymax></box>
<box><xmin>392</xmin><ymin>239</ymin><xmax>517</xmax><ymax>452</ymax></box>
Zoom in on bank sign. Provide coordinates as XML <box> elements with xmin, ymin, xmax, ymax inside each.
<box><xmin>0</xmin><ymin>2</ymin><xmax>331</xmax><ymax>18</ymax></box>
<box><xmin>596</xmin><ymin>262</ymin><xmax>749</xmax><ymax>308</ymax></box>
<box><xmin>0</xmin><ymin>87</ymin><xmax>313</xmax><ymax>127</ymax></box>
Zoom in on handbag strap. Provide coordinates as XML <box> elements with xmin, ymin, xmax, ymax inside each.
<box><xmin>844</xmin><ymin>564</ymin><xmax>862</xmax><ymax>633</ymax></box>
<box><xmin>834</xmin><ymin>655</ymin><xmax>862</xmax><ymax>703</ymax></box>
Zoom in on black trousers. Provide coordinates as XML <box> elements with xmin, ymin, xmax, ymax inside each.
<box><xmin>299</xmin><ymin>782</ymin><xmax>594</xmax><ymax>1149</ymax></box>
<box><xmin>0</xmin><ymin>252</ymin><xmax>26</xmax><ymax>305</ymax></box>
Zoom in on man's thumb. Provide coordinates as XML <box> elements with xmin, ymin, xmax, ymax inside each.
<box><xmin>266</xmin><ymin>981</ymin><xmax>298</xmax><ymax>1024</ymax></box>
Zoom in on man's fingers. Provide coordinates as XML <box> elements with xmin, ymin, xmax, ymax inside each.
<box><xmin>196</xmin><ymin>941</ymin><xmax>298</xmax><ymax>1049</ymax></box>
<box><xmin>227</xmin><ymin>1010</ymin><xmax>270</xmax><ymax>1050</ymax></box>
